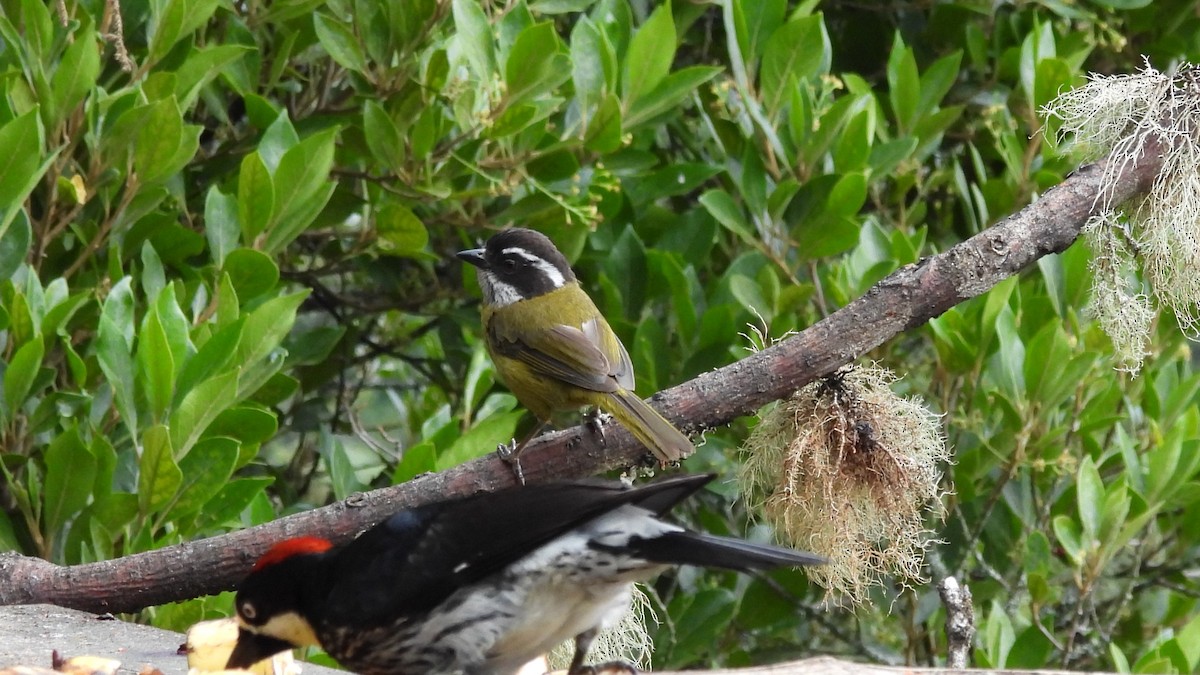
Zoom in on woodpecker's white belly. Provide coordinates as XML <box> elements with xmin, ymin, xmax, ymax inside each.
<box><xmin>479</xmin><ymin>570</ymin><xmax>636</xmax><ymax>674</ymax></box>
<box><xmin>397</xmin><ymin>505</ymin><xmax>679</xmax><ymax>675</ymax></box>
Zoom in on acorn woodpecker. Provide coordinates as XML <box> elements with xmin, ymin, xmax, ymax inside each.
<box><xmin>226</xmin><ymin>474</ymin><xmax>824</xmax><ymax>675</ymax></box>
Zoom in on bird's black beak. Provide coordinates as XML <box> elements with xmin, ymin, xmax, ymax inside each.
<box><xmin>226</xmin><ymin>629</ymin><xmax>296</xmax><ymax>669</ymax></box>
<box><xmin>456</xmin><ymin>247</ymin><xmax>487</xmax><ymax>269</ymax></box>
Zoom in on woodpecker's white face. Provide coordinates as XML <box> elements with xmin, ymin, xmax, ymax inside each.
<box><xmin>236</xmin><ymin>605</ymin><xmax>321</xmax><ymax>648</ymax></box>
<box><xmin>458</xmin><ymin>228</ymin><xmax>577</xmax><ymax>307</ymax></box>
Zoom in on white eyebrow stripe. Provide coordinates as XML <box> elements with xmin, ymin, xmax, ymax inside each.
<box><xmin>501</xmin><ymin>247</ymin><xmax>566</xmax><ymax>289</ymax></box>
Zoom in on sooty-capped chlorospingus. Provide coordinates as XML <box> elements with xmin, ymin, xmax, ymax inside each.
<box><xmin>457</xmin><ymin>228</ymin><xmax>694</xmax><ymax>482</ymax></box>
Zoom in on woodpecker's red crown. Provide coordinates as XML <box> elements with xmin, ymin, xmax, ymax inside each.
<box><xmin>253</xmin><ymin>536</ymin><xmax>334</xmax><ymax>571</ymax></box>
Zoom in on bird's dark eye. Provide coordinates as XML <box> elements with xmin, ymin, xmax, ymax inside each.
<box><xmin>240</xmin><ymin>601</ymin><xmax>258</xmax><ymax>621</ymax></box>
<box><xmin>501</xmin><ymin>258</ymin><xmax>519</xmax><ymax>272</ymax></box>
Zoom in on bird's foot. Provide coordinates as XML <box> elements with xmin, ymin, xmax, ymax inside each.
<box><xmin>496</xmin><ymin>439</ymin><xmax>526</xmax><ymax>486</ymax></box>
<box><xmin>567</xmin><ymin>661</ymin><xmax>638</xmax><ymax>675</ymax></box>
<box><xmin>583</xmin><ymin>409</ymin><xmax>609</xmax><ymax>446</ymax></box>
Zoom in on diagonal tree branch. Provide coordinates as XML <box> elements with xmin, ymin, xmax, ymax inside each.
<box><xmin>0</xmin><ymin>143</ymin><xmax>1163</xmax><ymax>614</ymax></box>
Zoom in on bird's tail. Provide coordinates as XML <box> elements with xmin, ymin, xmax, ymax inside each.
<box><xmin>603</xmin><ymin>389</ymin><xmax>695</xmax><ymax>465</ymax></box>
<box><xmin>625</xmin><ymin>531</ymin><xmax>826</xmax><ymax>572</ymax></box>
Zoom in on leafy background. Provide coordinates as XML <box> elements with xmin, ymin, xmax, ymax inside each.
<box><xmin>3</xmin><ymin>0</ymin><xmax>1200</xmax><ymax>670</ymax></box>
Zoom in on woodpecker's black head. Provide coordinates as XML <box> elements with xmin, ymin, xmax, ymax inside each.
<box><xmin>457</xmin><ymin>228</ymin><xmax>577</xmax><ymax>306</ymax></box>
<box><xmin>226</xmin><ymin>537</ymin><xmax>333</xmax><ymax>669</ymax></box>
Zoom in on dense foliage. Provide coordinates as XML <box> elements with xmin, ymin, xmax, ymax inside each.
<box><xmin>3</xmin><ymin>0</ymin><xmax>1200</xmax><ymax>670</ymax></box>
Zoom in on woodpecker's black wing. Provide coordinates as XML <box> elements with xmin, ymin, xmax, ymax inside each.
<box><xmin>319</xmin><ymin>474</ymin><xmax>713</xmax><ymax>627</ymax></box>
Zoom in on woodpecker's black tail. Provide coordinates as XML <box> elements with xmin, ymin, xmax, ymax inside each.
<box><xmin>626</xmin><ymin>531</ymin><xmax>826</xmax><ymax>572</ymax></box>
<box><xmin>627</xmin><ymin>473</ymin><xmax>712</xmax><ymax>516</ymax></box>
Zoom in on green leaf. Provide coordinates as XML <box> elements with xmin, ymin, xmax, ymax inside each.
<box><xmin>990</xmin><ymin>305</ymin><xmax>1025</xmax><ymax>400</ymax></box>
<box><xmin>41</xmin><ymin>426</ymin><xmax>96</xmax><ymax>538</ymax></box>
<box><xmin>833</xmin><ymin>109</ymin><xmax>872</xmax><ymax>172</ymax></box>
<box><xmin>982</xmin><ymin>601</ymin><xmax>1016</xmax><ymax>668</ymax></box>
<box><xmin>1175</xmin><ymin>611</ymin><xmax>1200</xmax><ymax>670</ymax></box>
<box><xmin>321</xmin><ymin>432</ymin><xmax>365</xmax><ymax>501</ymax></box>
<box><xmin>699</xmin><ymin>189</ymin><xmax>755</xmax><ymax>244</ymax></box>
<box><xmin>376</xmin><ymin>203</ymin><xmax>429</xmax><ymax>255</ymax></box>
<box><xmin>174</xmin><ymin>45</ymin><xmax>253</xmax><ymax>109</ymax></box>
<box><xmin>392</xmin><ymin>440</ymin><xmax>437</xmax><ymax>484</ymax></box>
<box><xmin>868</xmin><ymin>137</ymin><xmax>918</xmax><ymax>177</ymax></box>
<box><xmin>452</xmin><ymin>0</ymin><xmax>496</xmax><ymax>80</ymax></box>
<box><xmin>1091</xmin><ymin>0</ymin><xmax>1150</xmax><ymax>9</ymax></box>
<box><xmin>204</xmin><ymin>406</ymin><xmax>278</xmax><ymax>445</ymax></box>
<box><xmin>1077</xmin><ymin>455</ymin><xmax>1103</xmax><ymax>541</ymax></box>
<box><xmin>1008</xmin><ymin>626</ymin><xmax>1055</xmax><ymax>669</ymax></box>
<box><xmin>257</xmin><ymin>113</ymin><xmax>300</xmax><ymax>172</ymax></box>
<box><xmin>437</xmin><ymin>411</ymin><xmax>525</xmax><ymax>469</ymax></box>
<box><xmin>732</xmin><ymin>0</ymin><xmax>785</xmax><ymax>64</ymax></box>
<box><xmin>625</xmin><ymin>65</ymin><xmax>722</xmax><ymax>128</ymax></box>
<box><xmin>137</xmin><ymin>307</ymin><xmax>175</xmax><ymax>423</ymax></box>
<box><xmin>238</xmin><ymin>152</ymin><xmax>275</xmax><ymax>244</ymax></box>
<box><xmin>96</xmin><ymin>278</ymin><xmax>137</xmax><ymax>435</ymax></box>
<box><xmin>193</xmin><ymin>478</ymin><xmax>273</xmax><ymax>530</ymax></box>
<box><xmin>18</xmin><ymin>0</ymin><xmax>53</xmax><ymax>64</ymax></box>
<box><xmin>235</xmin><ymin>292</ymin><xmax>307</xmax><ymax>371</ymax></box>
<box><xmin>0</xmin><ymin>110</ymin><xmax>55</xmax><ymax>238</ymax></box>
<box><xmin>621</xmin><ymin>2</ymin><xmax>674</xmax><ymax>106</ymax></box>
<box><xmin>729</xmin><ymin>274</ymin><xmax>767</xmax><ymax>316</ymax></box>
<box><xmin>760</xmin><ymin>15</ymin><xmax>828</xmax><ymax>116</ymax></box>
<box><xmin>41</xmin><ymin>288</ymin><xmax>89</xmax><ymax>338</ymax></box>
<box><xmin>223</xmin><ymin>248</ymin><xmax>280</xmax><ymax>300</ymax></box>
<box><xmin>0</xmin><ymin>208</ymin><xmax>31</xmax><ymax>280</ymax></box>
<box><xmin>314</xmin><ymin>13</ymin><xmax>368</xmax><ymax>74</ymax></box>
<box><xmin>155</xmin><ymin>284</ymin><xmax>193</xmax><ymax>372</ymax></box>
<box><xmin>171</xmin><ymin>437</ymin><xmax>238</xmax><ymax>521</ymax></box>
<box><xmin>169</xmin><ymin>369</ymin><xmax>240</xmax><ymax>459</ymax></box>
<box><xmin>204</xmin><ymin>187</ymin><xmax>239</xmax><ymax>267</ymax></box>
<box><xmin>571</xmin><ymin>17</ymin><xmax>614</xmax><ymax>114</ymax></box>
<box><xmin>50</xmin><ymin>19</ymin><xmax>100</xmax><ymax>127</ymax></box>
<box><xmin>140</xmin><ymin>241</ymin><xmax>166</xmax><ymax>302</ymax></box>
<box><xmin>1034</xmin><ymin>57</ymin><xmax>1073</xmax><ymax>110</ymax></box>
<box><xmin>918</xmin><ymin>50</ymin><xmax>962</xmax><ymax>118</ymax></box>
<box><xmin>624</xmin><ymin>163</ymin><xmax>722</xmax><ymax>205</ymax></box>
<box><xmin>147</xmin><ymin>0</ymin><xmax>221</xmax><ymax>65</ymax></box>
<box><xmin>247</xmin><ymin>372</ymin><xmax>298</xmax><ymax>408</ymax></box>
<box><xmin>284</xmin><ymin>326</ymin><xmax>344</xmax><ymax>368</ymax></box>
<box><xmin>264</xmin><ymin>128</ymin><xmax>338</xmax><ymax>253</ymax></box>
<box><xmin>139</xmin><ymin>424</ymin><xmax>182</xmax><ymax>515</ymax></box>
<box><xmin>0</xmin><ymin>510</ymin><xmax>19</xmax><ymax>551</ymax></box>
<box><xmin>363</xmin><ymin>101</ymin><xmax>404</xmax><ymax>171</ymax></box>
<box><xmin>134</xmin><ymin>98</ymin><xmax>191</xmax><ymax>185</ymax></box>
<box><xmin>826</xmin><ymin>172</ymin><xmax>867</xmax><ymax>217</ymax></box>
<box><xmin>176</xmin><ymin>318</ymin><xmax>242</xmax><ymax>401</ymax></box>
<box><xmin>886</xmin><ymin>34</ymin><xmax>920</xmax><ymax>132</ymax></box>
<box><xmin>583</xmin><ymin>93</ymin><xmax>622</xmax><ymax>152</ymax></box>
<box><xmin>505</xmin><ymin>22</ymin><xmax>570</xmax><ymax>105</ymax></box>
<box><xmin>666</xmin><ymin>588</ymin><xmax>737</xmax><ymax>664</ymax></box>
<box><xmin>272</xmin><ymin>127</ymin><xmax>337</xmax><ymax>220</ymax></box>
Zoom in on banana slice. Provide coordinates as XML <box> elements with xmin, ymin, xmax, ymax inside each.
<box><xmin>184</xmin><ymin>619</ymin><xmax>297</xmax><ymax>675</ymax></box>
